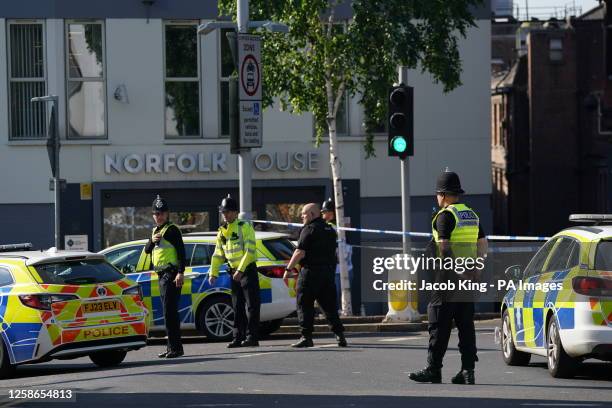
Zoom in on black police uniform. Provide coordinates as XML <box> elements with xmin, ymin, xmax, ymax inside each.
<box><xmin>426</xmin><ymin>211</ymin><xmax>484</xmax><ymax>373</ymax></box>
<box><xmin>295</xmin><ymin>217</ymin><xmax>345</xmax><ymax>339</ymax></box>
<box><xmin>144</xmin><ymin>197</ymin><xmax>186</xmax><ymax>358</ymax></box>
<box><xmin>410</xmin><ymin>170</ymin><xmax>484</xmax><ymax>384</ymax></box>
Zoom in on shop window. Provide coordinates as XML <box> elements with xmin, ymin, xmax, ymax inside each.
<box><xmin>7</xmin><ymin>21</ymin><xmax>47</xmax><ymax>140</ymax></box>
<box><xmin>66</xmin><ymin>21</ymin><xmax>106</xmax><ymax>138</ymax></box>
<box><xmin>103</xmin><ymin>207</ymin><xmax>210</xmax><ymax>248</ymax></box>
<box><xmin>265</xmin><ymin>203</ymin><xmax>304</xmax><ymax>238</ymax></box>
<box><xmin>164</xmin><ymin>22</ymin><xmax>200</xmax><ymax>138</ymax></box>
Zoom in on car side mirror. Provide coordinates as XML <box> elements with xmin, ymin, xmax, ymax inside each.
<box><xmin>504</xmin><ymin>265</ymin><xmax>523</xmax><ymax>281</ymax></box>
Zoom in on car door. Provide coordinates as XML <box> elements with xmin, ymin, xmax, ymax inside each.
<box><xmin>513</xmin><ymin>237</ymin><xmax>559</xmax><ymax>348</ymax></box>
<box><xmin>531</xmin><ymin>236</ymin><xmax>579</xmax><ymax>348</ymax></box>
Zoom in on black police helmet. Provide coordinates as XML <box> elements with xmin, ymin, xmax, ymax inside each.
<box><xmin>152</xmin><ymin>195</ymin><xmax>169</xmax><ymax>212</ymax></box>
<box><xmin>435</xmin><ymin>170</ymin><xmax>465</xmax><ymax>195</ymax></box>
<box><xmin>321</xmin><ymin>198</ymin><xmax>335</xmax><ymax>213</ymax></box>
<box><xmin>219</xmin><ymin>194</ymin><xmax>239</xmax><ymax>212</ymax></box>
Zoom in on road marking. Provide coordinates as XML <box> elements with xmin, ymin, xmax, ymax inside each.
<box><xmin>313</xmin><ymin>344</ymin><xmax>337</xmax><ymax>348</ymax></box>
<box><xmin>297</xmin><ymin>371</ymin><xmax>307</xmax><ymax>374</ymax></box>
<box><xmin>351</xmin><ymin>371</ymin><xmax>361</xmax><ymax>374</ymax></box>
<box><xmin>378</xmin><ymin>337</ymin><xmax>423</xmax><ymax>342</ymax></box>
<box><xmin>236</xmin><ymin>352</ymin><xmax>279</xmax><ymax>358</ymax></box>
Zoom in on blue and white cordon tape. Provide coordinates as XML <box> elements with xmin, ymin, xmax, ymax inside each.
<box><xmin>251</xmin><ymin>219</ymin><xmax>549</xmax><ymax>241</ymax></box>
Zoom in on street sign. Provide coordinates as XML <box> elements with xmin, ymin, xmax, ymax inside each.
<box><xmin>239</xmin><ymin>100</ymin><xmax>262</xmax><ymax>148</ymax></box>
<box><xmin>65</xmin><ymin>235</ymin><xmax>88</xmax><ymax>251</ymax></box>
<box><xmin>238</xmin><ymin>34</ymin><xmax>261</xmax><ymax>101</ymax></box>
<box><xmin>80</xmin><ymin>183</ymin><xmax>92</xmax><ymax>200</ymax></box>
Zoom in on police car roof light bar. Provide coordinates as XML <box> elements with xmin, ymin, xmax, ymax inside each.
<box><xmin>0</xmin><ymin>243</ymin><xmax>33</xmax><ymax>252</ymax></box>
<box><xmin>569</xmin><ymin>214</ymin><xmax>612</xmax><ymax>225</ymax></box>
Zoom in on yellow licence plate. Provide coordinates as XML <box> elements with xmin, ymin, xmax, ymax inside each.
<box><xmin>83</xmin><ymin>300</ymin><xmax>120</xmax><ymax>314</ymax></box>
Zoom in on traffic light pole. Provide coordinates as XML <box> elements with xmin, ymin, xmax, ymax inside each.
<box><xmin>398</xmin><ymin>66</ymin><xmax>410</xmax><ymax>255</ymax></box>
<box><xmin>384</xmin><ymin>67</ymin><xmax>419</xmax><ymax>323</ymax></box>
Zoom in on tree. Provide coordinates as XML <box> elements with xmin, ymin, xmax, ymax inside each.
<box><xmin>218</xmin><ymin>0</ymin><xmax>482</xmax><ymax>315</ymax></box>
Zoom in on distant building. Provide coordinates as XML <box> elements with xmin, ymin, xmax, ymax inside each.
<box><xmin>491</xmin><ymin>1</ymin><xmax>611</xmax><ymax>236</ymax></box>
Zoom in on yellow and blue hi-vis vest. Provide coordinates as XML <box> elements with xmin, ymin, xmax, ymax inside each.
<box><xmin>210</xmin><ymin>219</ymin><xmax>257</xmax><ymax>277</ymax></box>
<box><xmin>431</xmin><ymin>203</ymin><xmax>479</xmax><ymax>258</ymax></box>
<box><xmin>152</xmin><ymin>222</ymin><xmax>179</xmax><ymax>269</ymax></box>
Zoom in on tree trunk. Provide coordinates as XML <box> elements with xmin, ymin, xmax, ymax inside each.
<box><xmin>326</xmin><ymin>84</ymin><xmax>353</xmax><ymax>316</ymax></box>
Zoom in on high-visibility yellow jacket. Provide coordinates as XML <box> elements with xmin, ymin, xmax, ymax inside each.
<box><xmin>210</xmin><ymin>219</ymin><xmax>257</xmax><ymax>277</ymax></box>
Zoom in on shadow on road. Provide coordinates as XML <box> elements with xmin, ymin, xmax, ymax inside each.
<box><xmin>3</xmin><ymin>393</ymin><xmax>610</xmax><ymax>408</ymax></box>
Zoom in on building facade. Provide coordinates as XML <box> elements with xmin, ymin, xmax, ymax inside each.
<box><xmin>491</xmin><ymin>2</ymin><xmax>612</xmax><ymax>236</ymax></box>
<box><xmin>0</xmin><ymin>1</ymin><xmax>492</xmax><ymax>261</ymax></box>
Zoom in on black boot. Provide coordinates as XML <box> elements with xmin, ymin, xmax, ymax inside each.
<box><xmin>165</xmin><ymin>349</ymin><xmax>184</xmax><ymax>359</ymax></box>
<box><xmin>291</xmin><ymin>336</ymin><xmax>314</xmax><ymax>348</ymax></box>
<box><xmin>451</xmin><ymin>369</ymin><xmax>475</xmax><ymax>384</ymax></box>
<box><xmin>158</xmin><ymin>350</ymin><xmax>169</xmax><ymax>358</ymax></box>
<box><xmin>241</xmin><ymin>337</ymin><xmax>259</xmax><ymax>347</ymax></box>
<box><xmin>336</xmin><ymin>333</ymin><xmax>347</xmax><ymax>347</ymax></box>
<box><xmin>409</xmin><ymin>367</ymin><xmax>442</xmax><ymax>383</ymax></box>
<box><xmin>227</xmin><ymin>339</ymin><xmax>243</xmax><ymax>349</ymax></box>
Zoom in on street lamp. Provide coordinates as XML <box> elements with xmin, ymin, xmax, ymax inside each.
<box><xmin>31</xmin><ymin>95</ymin><xmax>61</xmax><ymax>250</ymax></box>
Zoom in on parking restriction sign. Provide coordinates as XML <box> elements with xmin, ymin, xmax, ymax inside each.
<box><xmin>238</xmin><ymin>34</ymin><xmax>262</xmax><ymax>101</ymax></box>
<box><xmin>238</xmin><ymin>34</ymin><xmax>262</xmax><ymax>148</ymax></box>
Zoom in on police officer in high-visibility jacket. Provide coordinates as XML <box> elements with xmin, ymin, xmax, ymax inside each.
<box><xmin>208</xmin><ymin>195</ymin><xmax>260</xmax><ymax>348</ymax></box>
<box><xmin>409</xmin><ymin>170</ymin><xmax>488</xmax><ymax>385</ymax></box>
<box><xmin>144</xmin><ymin>195</ymin><xmax>186</xmax><ymax>359</ymax></box>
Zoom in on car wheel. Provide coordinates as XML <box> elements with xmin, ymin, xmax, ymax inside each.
<box><xmin>259</xmin><ymin>318</ymin><xmax>284</xmax><ymax>338</ymax></box>
<box><xmin>547</xmin><ymin>316</ymin><xmax>579</xmax><ymax>378</ymax></box>
<box><xmin>197</xmin><ymin>296</ymin><xmax>234</xmax><ymax>341</ymax></box>
<box><xmin>89</xmin><ymin>350</ymin><xmax>127</xmax><ymax>368</ymax></box>
<box><xmin>501</xmin><ymin>309</ymin><xmax>531</xmax><ymax>366</ymax></box>
<box><xmin>0</xmin><ymin>337</ymin><xmax>16</xmax><ymax>378</ymax></box>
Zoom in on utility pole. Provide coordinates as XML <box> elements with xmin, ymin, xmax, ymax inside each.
<box><xmin>237</xmin><ymin>0</ymin><xmax>253</xmax><ymax>220</ymax></box>
<box><xmin>31</xmin><ymin>95</ymin><xmax>61</xmax><ymax>249</ymax></box>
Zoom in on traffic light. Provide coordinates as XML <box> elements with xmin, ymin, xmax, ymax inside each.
<box><xmin>388</xmin><ymin>84</ymin><xmax>413</xmax><ymax>159</ymax></box>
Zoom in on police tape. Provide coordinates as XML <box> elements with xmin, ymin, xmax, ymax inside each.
<box><xmin>251</xmin><ymin>219</ymin><xmax>550</xmax><ymax>241</ymax></box>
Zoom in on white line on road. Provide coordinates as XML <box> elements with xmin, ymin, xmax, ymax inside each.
<box><xmin>378</xmin><ymin>337</ymin><xmax>424</xmax><ymax>342</ymax></box>
<box><xmin>236</xmin><ymin>352</ymin><xmax>279</xmax><ymax>358</ymax></box>
<box><xmin>313</xmin><ymin>344</ymin><xmax>337</xmax><ymax>348</ymax></box>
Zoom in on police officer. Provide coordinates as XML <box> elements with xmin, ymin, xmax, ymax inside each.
<box><xmin>144</xmin><ymin>195</ymin><xmax>186</xmax><ymax>359</ymax></box>
<box><xmin>321</xmin><ymin>198</ymin><xmax>335</xmax><ymax>226</ymax></box>
<box><xmin>284</xmin><ymin>203</ymin><xmax>347</xmax><ymax>348</ymax></box>
<box><xmin>208</xmin><ymin>195</ymin><xmax>260</xmax><ymax>348</ymax></box>
<box><xmin>409</xmin><ymin>170</ymin><xmax>488</xmax><ymax>384</ymax></box>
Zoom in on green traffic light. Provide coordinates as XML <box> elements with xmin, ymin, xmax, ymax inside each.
<box><xmin>391</xmin><ymin>136</ymin><xmax>407</xmax><ymax>153</ymax></box>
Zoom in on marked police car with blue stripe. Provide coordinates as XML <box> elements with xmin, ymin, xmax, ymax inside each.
<box><xmin>101</xmin><ymin>231</ymin><xmax>297</xmax><ymax>340</ymax></box>
<box><xmin>500</xmin><ymin>214</ymin><xmax>612</xmax><ymax>378</ymax></box>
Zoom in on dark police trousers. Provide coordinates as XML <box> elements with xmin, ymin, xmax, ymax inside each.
<box><xmin>158</xmin><ymin>268</ymin><xmax>183</xmax><ymax>352</ymax></box>
<box><xmin>427</xmin><ymin>301</ymin><xmax>478</xmax><ymax>370</ymax></box>
<box><xmin>231</xmin><ymin>262</ymin><xmax>261</xmax><ymax>341</ymax></box>
<box><xmin>297</xmin><ymin>265</ymin><xmax>344</xmax><ymax>337</ymax></box>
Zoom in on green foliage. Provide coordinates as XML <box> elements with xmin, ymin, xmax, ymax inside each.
<box><xmin>218</xmin><ymin>0</ymin><xmax>481</xmax><ymax>156</ymax></box>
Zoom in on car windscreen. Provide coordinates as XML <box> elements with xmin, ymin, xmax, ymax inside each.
<box><xmin>595</xmin><ymin>241</ymin><xmax>612</xmax><ymax>271</ymax></box>
<box><xmin>33</xmin><ymin>259</ymin><xmax>124</xmax><ymax>285</ymax></box>
<box><xmin>262</xmin><ymin>238</ymin><xmax>295</xmax><ymax>261</ymax></box>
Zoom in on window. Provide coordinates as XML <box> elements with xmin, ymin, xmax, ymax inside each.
<box><xmin>0</xmin><ymin>267</ymin><xmax>14</xmax><ymax>287</ymax></box>
<box><xmin>549</xmin><ymin>38</ymin><xmax>563</xmax><ymax>62</ymax></box>
<box><xmin>104</xmin><ymin>245</ymin><xmax>145</xmax><ymax>274</ymax></box>
<box><xmin>66</xmin><ymin>21</ymin><xmax>106</xmax><ymax>138</ymax></box>
<box><xmin>545</xmin><ymin>237</ymin><xmax>579</xmax><ymax>272</ymax></box>
<box><xmin>595</xmin><ymin>241</ymin><xmax>612</xmax><ymax>271</ymax></box>
<box><xmin>7</xmin><ymin>21</ymin><xmax>47</xmax><ymax>140</ymax></box>
<box><xmin>165</xmin><ymin>22</ymin><xmax>200</xmax><ymax>138</ymax></box>
<box><xmin>34</xmin><ymin>259</ymin><xmax>123</xmax><ymax>285</ymax></box>
<box><xmin>191</xmin><ymin>244</ymin><xmax>213</xmax><ymax>266</ymax></box>
<box><xmin>262</xmin><ymin>238</ymin><xmax>295</xmax><ymax>261</ymax></box>
<box><xmin>220</xmin><ymin>28</ymin><xmax>235</xmax><ymax>137</ymax></box>
<box><xmin>523</xmin><ymin>238</ymin><xmax>558</xmax><ymax>278</ymax></box>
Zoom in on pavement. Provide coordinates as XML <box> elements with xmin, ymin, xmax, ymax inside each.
<box><xmin>0</xmin><ymin>320</ymin><xmax>610</xmax><ymax>408</ymax></box>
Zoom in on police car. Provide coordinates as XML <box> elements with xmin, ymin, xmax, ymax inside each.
<box><xmin>500</xmin><ymin>214</ymin><xmax>612</xmax><ymax>378</ymax></box>
<box><xmin>0</xmin><ymin>244</ymin><xmax>148</xmax><ymax>378</ymax></box>
<box><xmin>101</xmin><ymin>231</ymin><xmax>297</xmax><ymax>340</ymax></box>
